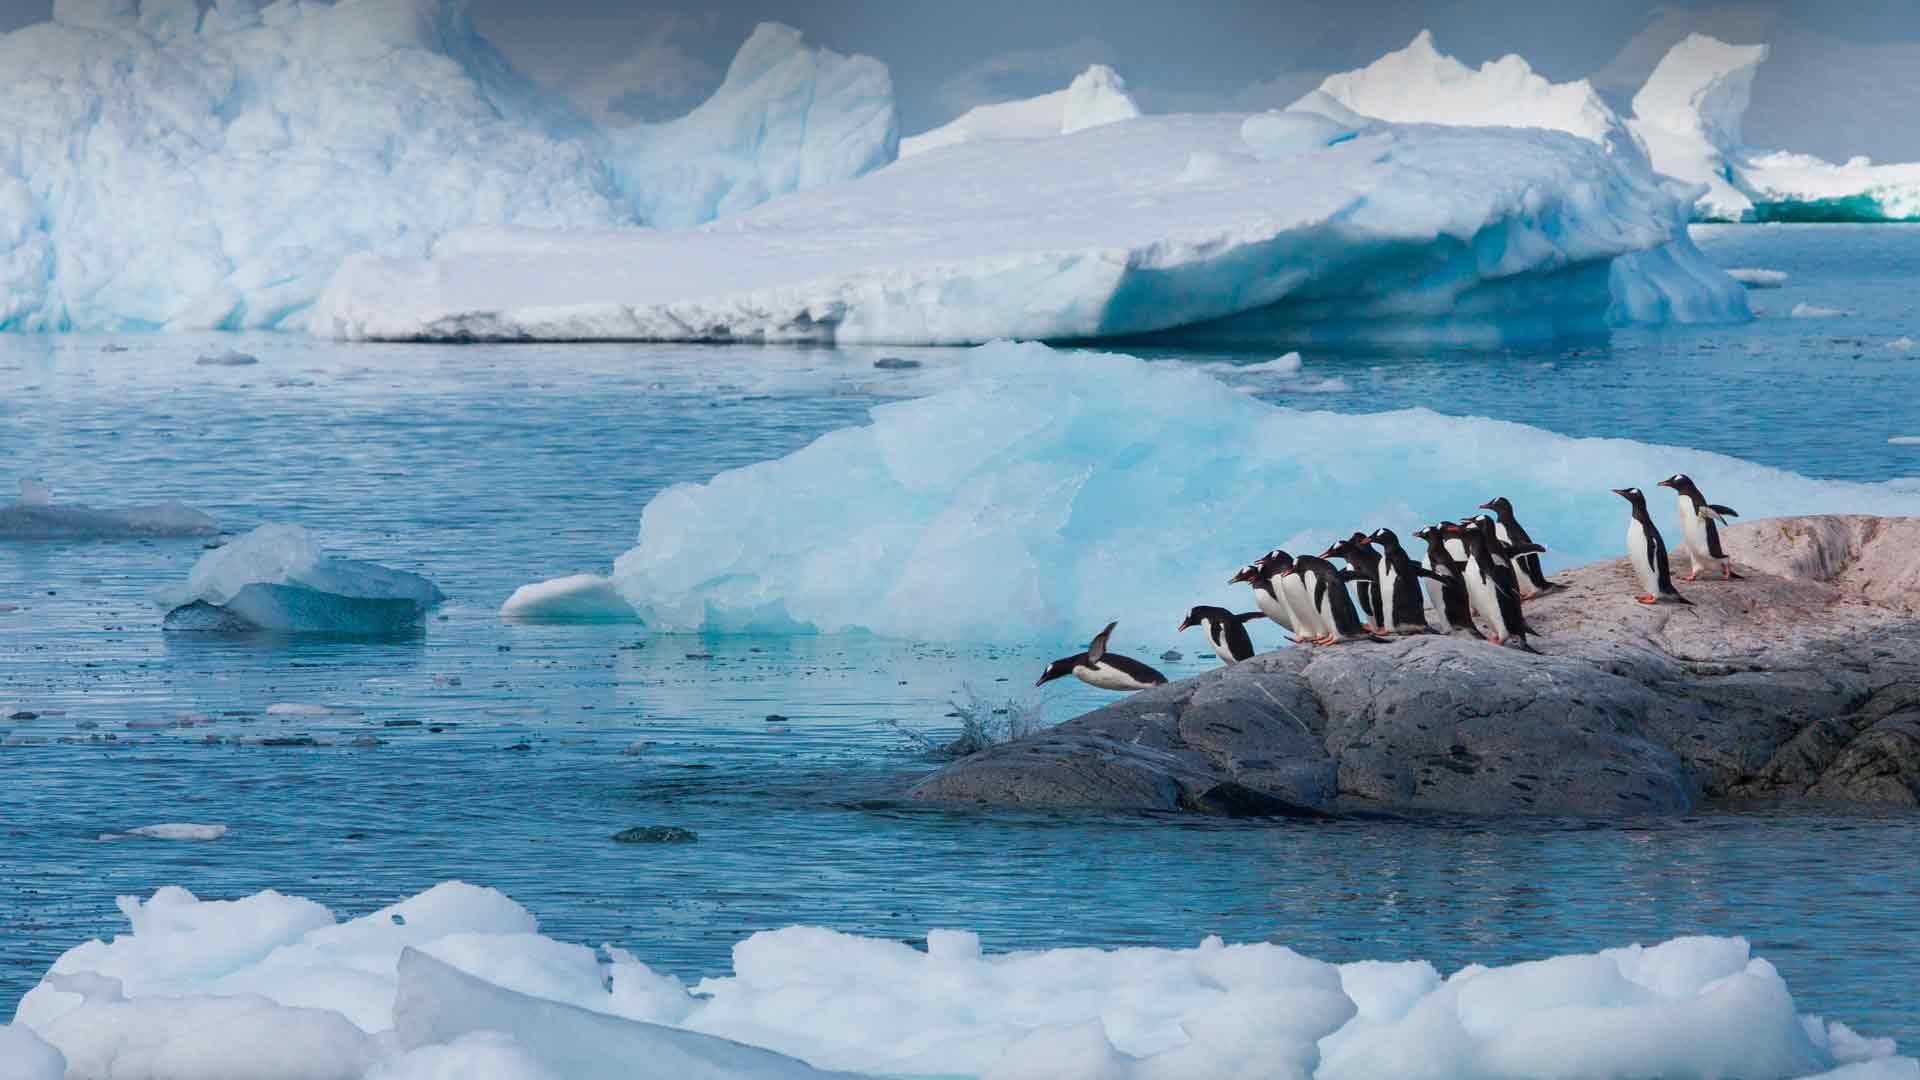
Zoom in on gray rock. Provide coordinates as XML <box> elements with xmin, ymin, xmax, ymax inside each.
<box><xmin>612</xmin><ymin>825</ymin><xmax>698</xmax><ymax>844</ymax></box>
<box><xmin>913</xmin><ymin>516</ymin><xmax>1920</xmax><ymax>817</ymax></box>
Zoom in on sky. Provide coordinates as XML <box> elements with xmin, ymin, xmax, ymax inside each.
<box><xmin>2</xmin><ymin>0</ymin><xmax>1918</xmax><ymax>160</ymax></box>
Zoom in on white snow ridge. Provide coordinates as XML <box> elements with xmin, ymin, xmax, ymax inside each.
<box><xmin>3</xmin><ymin>880</ymin><xmax>1912</xmax><ymax>1079</ymax></box>
<box><xmin>899</xmin><ymin>64</ymin><xmax>1140</xmax><ymax>157</ymax></box>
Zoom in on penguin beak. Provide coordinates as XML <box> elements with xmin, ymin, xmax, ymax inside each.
<box><xmin>1177</xmin><ymin>616</ymin><xmax>1194</xmax><ymax>632</ymax></box>
<box><xmin>1612</xmin><ymin>488</ymin><xmax>1633</xmax><ymax>499</ymax></box>
<box><xmin>1477</xmin><ymin>500</ymin><xmax>1495</xmax><ymax>510</ymax></box>
<box><xmin>1655</xmin><ymin>478</ymin><xmax>1674</xmax><ymax>489</ymax></box>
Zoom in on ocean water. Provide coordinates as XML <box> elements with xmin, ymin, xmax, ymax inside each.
<box><xmin>3</xmin><ymin>225</ymin><xmax>1918</xmax><ymax>1049</ymax></box>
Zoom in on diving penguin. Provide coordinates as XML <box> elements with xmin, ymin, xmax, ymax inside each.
<box><xmin>1036</xmin><ymin>621</ymin><xmax>1169</xmax><ymax>691</ymax></box>
<box><xmin>1413</xmin><ymin>524</ymin><xmax>1484</xmax><ymax>639</ymax></box>
<box><xmin>1656</xmin><ymin>474</ymin><xmax>1743</xmax><ymax>581</ymax></box>
<box><xmin>1613</xmin><ymin>488</ymin><xmax>1692</xmax><ymax>605</ymax></box>
<box><xmin>1179</xmin><ymin>605</ymin><xmax>1263</xmax><ymax>664</ymax></box>
<box><xmin>1477</xmin><ymin>496</ymin><xmax>1561</xmax><ymax>597</ymax></box>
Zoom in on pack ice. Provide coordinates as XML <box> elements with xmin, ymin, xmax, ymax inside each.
<box><xmin>156</xmin><ymin>523</ymin><xmax>444</xmax><ymax>634</ymax></box>
<box><xmin>310</xmin><ymin>78</ymin><xmax>1746</xmax><ymax>344</ymax></box>
<box><xmin>5</xmin><ymin>880</ymin><xmax>1909</xmax><ymax>1079</ymax></box>
<box><xmin>511</xmin><ymin>342</ymin><xmax>1920</xmax><ymax>643</ymax></box>
<box><xmin>0</xmin><ymin>2</ymin><xmax>894</xmax><ymax>331</ymax></box>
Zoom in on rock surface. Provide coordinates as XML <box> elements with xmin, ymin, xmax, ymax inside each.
<box><xmin>910</xmin><ymin>516</ymin><xmax>1920</xmax><ymax>816</ymax></box>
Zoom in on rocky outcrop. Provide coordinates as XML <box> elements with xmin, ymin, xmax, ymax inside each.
<box><xmin>910</xmin><ymin>516</ymin><xmax>1920</xmax><ymax>816</ymax></box>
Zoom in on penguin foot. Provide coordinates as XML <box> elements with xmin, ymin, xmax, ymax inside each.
<box><xmin>1724</xmin><ymin>567</ymin><xmax>1744</xmax><ymax>580</ymax></box>
<box><xmin>1635</xmin><ymin>595</ymin><xmax>1658</xmax><ymax>605</ymax></box>
<box><xmin>1680</xmin><ymin>571</ymin><xmax>1700</xmax><ymax>582</ymax></box>
<box><xmin>1488</xmin><ymin>634</ymin><xmax>1505</xmax><ymax>646</ymax></box>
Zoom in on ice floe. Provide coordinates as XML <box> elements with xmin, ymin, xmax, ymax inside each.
<box><xmin>1728</xmin><ymin>268</ymin><xmax>1789</xmax><ymax>288</ymax></box>
<box><xmin>500</xmin><ymin>574</ymin><xmax>638</xmax><ymax>622</ymax></box>
<box><xmin>157</xmin><ymin>524</ymin><xmax>444</xmax><ymax>633</ymax></box>
<box><xmin>311</xmin><ymin>99</ymin><xmax>1745</xmax><ymax>345</ymax></box>
<box><xmin>6</xmin><ymin>880</ymin><xmax>1909</xmax><ymax>1080</ymax></box>
<box><xmin>0</xmin><ymin>480</ymin><xmax>218</xmax><ymax>539</ymax></box>
<box><xmin>122</xmin><ymin>823</ymin><xmax>229</xmax><ymax>841</ymax></box>
<box><xmin>515</xmin><ymin>341</ymin><xmax>1920</xmax><ymax>643</ymax></box>
<box><xmin>899</xmin><ymin>65</ymin><xmax>1139</xmax><ymax>158</ymax></box>
<box><xmin>1791</xmin><ymin>303</ymin><xmax>1847</xmax><ymax>319</ymax></box>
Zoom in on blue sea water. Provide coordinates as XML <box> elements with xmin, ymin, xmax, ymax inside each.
<box><xmin>2</xmin><ymin>225</ymin><xmax>1918</xmax><ymax>1047</ymax></box>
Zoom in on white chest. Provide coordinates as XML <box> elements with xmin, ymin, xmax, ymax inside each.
<box><xmin>1626</xmin><ymin>517</ymin><xmax>1660</xmax><ymax>591</ymax></box>
<box><xmin>1203</xmin><ymin>619</ymin><xmax>1239</xmax><ymax>664</ymax></box>
<box><xmin>1676</xmin><ymin>494</ymin><xmax>1710</xmax><ymax>551</ymax></box>
<box><xmin>1074</xmin><ymin>661</ymin><xmax>1151</xmax><ymax>692</ymax></box>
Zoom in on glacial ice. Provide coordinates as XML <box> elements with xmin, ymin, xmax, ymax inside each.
<box><xmin>0</xmin><ymin>5</ymin><xmax>895</xmax><ymax>331</ymax></box>
<box><xmin>9</xmin><ymin>880</ymin><xmax>1910</xmax><ymax>1080</ymax></box>
<box><xmin>0</xmin><ymin>480</ymin><xmax>218</xmax><ymax>539</ymax></box>
<box><xmin>898</xmin><ymin>65</ymin><xmax>1139</xmax><ymax>158</ymax></box>
<box><xmin>156</xmin><ymin>524</ymin><xmax>444</xmax><ymax>633</ymax></box>
<box><xmin>311</xmin><ymin>103</ymin><xmax>1747</xmax><ymax>345</ymax></box>
<box><xmin>508</xmin><ymin>342</ymin><xmax>1920</xmax><ymax>644</ymax></box>
<box><xmin>500</xmin><ymin>574</ymin><xmax>638</xmax><ymax>622</ymax></box>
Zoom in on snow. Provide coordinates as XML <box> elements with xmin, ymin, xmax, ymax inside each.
<box><xmin>899</xmin><ymin>65</ymin><xmax>1139</xmax><ymax>158</ymax></box>
<box><xmin>0</xmin><ymin>480</ymin><xmax>217</xmax><ymax>538</ymax></box>
<box><xmin>125</xmin><ymin>823</ymin><xmax>229</xmax><ymax>841</ymax></box>
<box><xmin>1729</xmin><ymin>268</ymin><xmax>1789</xmax><ymax>288</ymax></box>
<box><xmin>604</xmin><ymin>23</ymin><xmax>897</xmax><ymax>229</ymax></box>
<box><xmin>507</xmin><ymin>341</ymin><xmax>1920</xmax><ymax>645</ymax></box>
<box><xmin>500</xmin><ymin>574</ymin><xmax>638</xmax><ymax>622</ymax></box>
<box><xmin>311</xmin><ymin>107</ymin><xmax>1746</xmax><ymax>345</ymax></box>
<box><xmin>0</xmin><ymin>7</ymin><xmax>897</xmax><ymax>332</ymax></box>
<box><xmin>1294</xmin><ymin>31</ymin><xmax>1636</xmax><ymax>157</ymax></box>
<box><xmin>155</xmin><ymin>524</ymin><xmax>444</xmax><ymax>633</ymax></box>
<box><xmin>10</xmin><ymin>880</ymin><xmax>1911</xmax><ymax>1080</ymax></box>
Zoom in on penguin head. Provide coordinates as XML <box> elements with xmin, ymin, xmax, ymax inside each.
<box><xmin>1656</xmin><ymin>474</ymin><xmax>1695</xmax><ymax>494</ymax></box>
<box><xmin>1229</xmin><ymin>562</ymin><xmax>1261</xmax><ymax>585</ymax></box>
<box><xmin>1477</xmin><ymin>496</ymin><xmax>1511</xmax><ymax>513</ymax></box>
<box><xmin>1035</xmin><ymin>656</ymin><xmax>1078</xmax><ymax>686</ymax></box>
<box><xmin>1367</xmin><ymin>527</ymin><xmax>1399</xmax><ymax>549</ymax></box>
<box><xmin>1613</xmin><ymin>487</ymin><xmax>1646</xmax><ymax>506</ymax></box>
<box><xmin>1178</xmin><ymin>606</ymin><xmax>1208</xmax><ymax>632</ymax></box>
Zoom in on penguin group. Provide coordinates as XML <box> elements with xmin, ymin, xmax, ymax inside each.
<box><xmin>1038</xmin><ymin>475</ymin><xmax>1745</xmax><ymax>694</ymax></box>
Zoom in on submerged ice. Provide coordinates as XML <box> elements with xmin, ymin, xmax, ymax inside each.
<box><xmin>0</xmin><ymin>479</ymin><xmax>217</xmax><ymax>539</ymax></box>
<box><xmin>5</xmin><ymin>880</ymin><xmax>1909</xmax><ymax>1080</ymax></box>
<box><xmin>157</xmin><ymin>523</ymin><xmax>443</xmax><ymax>634</ymax></box>
<box><xmin>518</xmin><ymin>342</ymin><xmax>1920</xmax><ymax>644</ymax></box>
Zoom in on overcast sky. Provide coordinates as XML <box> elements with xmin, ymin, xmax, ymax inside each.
<box><xmin>3</xmin><ymin>0</ymin><xmax>1918</xmax><ymax>160</ymax></box>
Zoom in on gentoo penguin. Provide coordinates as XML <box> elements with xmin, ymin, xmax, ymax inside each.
<box><xmin>1322</xmin><ymin>534</ymin><xmax>1384</xmax><ymax>631</ymax></box>
<box><xmin>1365</xmin><ymin>527</ymin><xmax>1435</xmax><ymax>635</ymax></box>
<box><xmin>1462</xmin><ymin>513</ymin><xmax>1544</xmax><ymax>603</ymax></box>
<box><xmin>1036</xmin><ymin>621</ymin><xmax>1169</xmax><ymax>691</ymax></box>
<box><xmin>1178</xmin><ymin>605</ymin><xmax>1262</xmax><ymax>664</ymax></box>
<box><xmin>1477</xmin><ymin>497</ymin><xmax>1561</xmax><ymax>597</ymax></box>
<box><xmin>1656</xmin><ymin>474</ymin><xmax>1743</xmax><ymax>581</ymax></box>
<box><xmin>1230</xmin><ymin>553</ymin><xmax>1296</xmax><ymax>640</ymax></box>
<box><xmin>1613</xmin><ymin>488</ymin><xmax>1691</xmax><ymax>605</ymax></box>
<box><xmin>1449</xmin><ymin>520</ymin><xmax>1539</xmax><ymax>651</ymax></box>
<box><xmin>1287</xmin><ymin>555</ymin><xmax>1375</xmax><ymax>644</ymax></box>
<box><xmin>1413</xmin><ymin>525</ymin><xmax>1484</xmax><ymax>639</ymax></box>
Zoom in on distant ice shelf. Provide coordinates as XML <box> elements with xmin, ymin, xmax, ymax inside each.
<box><xmin>310</xmin><ymin>107</ymin><xmax>1747</xmax><ymax>345</ymax></box>
<box><xmin>5</xmin><ymin>880</ymin><xmax>1910</xmax><ymax>1080</ymax></box>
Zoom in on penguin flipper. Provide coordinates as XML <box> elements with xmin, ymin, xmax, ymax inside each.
<box><xmin>1087</xmin><ymin>621</ymin><xmax>1116</xmax><ymax>662</ymax></box>
<box><xmin>1508</xmin><ymin>543</ymin><xmax>1548</xmax><ymax>557</ymax></box>
<box><xmin>1234</xmin><ymin>611</ymin><xmax>1265</xmax><ymax>624</ymax></box>
<box><xmin>1708</xmin><ymin>504</ymin><xmax>1739</xmax><ymax>519</ymax></box>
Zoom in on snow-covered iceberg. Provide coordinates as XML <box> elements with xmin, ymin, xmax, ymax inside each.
<box><xmin>0</xmin><ymin>479</ymin><xmax>218</xmax><ymax>539</ymax></box>
<box><xmin>604</xmin><ymin>22</ymin><xmax>897</xmax><ymax>230</ymax></box>
<box><xmin>515</xmin><ymin>342</ymin><xmax>1920</xmax><ymax>644</ymax></box>
<box><xmin>1629</xmin><ymin>34</ymin><xmax>1920</xmax><ymax>222</ymax></box>
<box><xmin>157</xmin><ymin>524</ymin><xmax>444</xmax><ymax>634</ymax></box>
<box><xmin>898</xmin><ymin>65</ymin><xmax>1139</xmax><ymax>158</ymax></box>
<box><xmin>0</xmin><ymin>5</ymin><xmax>895</xmax><ymax>332</ymax></box>
<box><xmin>8</xmin><ymin>880</ymin><xmax>1909</xmax><ymax>1079</ymax></box>
<box><xmin>311</xmin><ymin>101</ymin><xmax>1746</xmax><ymax>345</ymax></box>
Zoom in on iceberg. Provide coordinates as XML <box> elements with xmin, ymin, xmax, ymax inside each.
<box><xmin>0</xmin><ymin>5</ymin><xmax>896</xmax><ymax>332</ymax></box>
<box><xmin>310</xmin><ymin>102</ymin><xmax>1746</xmax><ymax>345</ymax></box>
<box><xmin>898</xmin><ymin>65</ymin><xmax>1139</xmax><ymax>158</ymax></box>
<box><xmin>0</xmin><ymin>479</ymin><xmax>217</xmax><ymax>538</ymax></box>
<box><xmin>513</xmin><ymin>342</ymin><xmax>1920</xmax><ymax>645</ymax></box>
<box><xmin>10</xmin><ymin>880</ymin><xmax>1910</xmax><ymax>1080</ymax></box>
<box><xmin>156</xmin><ymin>523</ymin><xmax>444</xmax><ymax>634</ymax></box>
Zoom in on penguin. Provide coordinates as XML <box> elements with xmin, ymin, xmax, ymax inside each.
<box><xmin>1413</xmin><ymin>525</ymin><xmax>1484</xmax><ymax>639</ymax></box>
<box><xmin>1036</xmin><ymin>621</ymin><xmax>1169</xmax><ymax>691</ymax></box>
<box><xmin>1461</xmin><ymin>513</ymin><xmax>1545</xmax><ymax>602</ymax></box>
<box><xmin>1178</xmin><ymin>605</ymin><xmax>1263</xmax><ymax>664</ymax></box>
<box><xmin>1230</xmin><ymin>557</ymin><xmax>1292</xmax><ymax>635</ymax></box>
<box><xmin>1449</xmin><ymin>520</ymin><xmax>1539</xmax><ymax>651</ymax></box>
<box><xmin>1327</xmin><ymin>532</ymin><xmax>1383</xmax><ymax>629</ymax></box>
<box><xmin>1613</xmin><ymin>488</ymin><xmax>1691</xmax><ymax>606</ymax></box>
<box><xmin>1231</xmin><ymin>551</ymin><xmax>1312</xmax><ymax>642</ymax></box>
<box><xmin>1477</xmin><ymin>497</ymin><xmax>1561</xmax><ymax>597</ymax></box>
<box><xmin>1365</xmin><ymin>527</ymin><xmax>1435</xmax><ymax>635</ymax></box>
<box><xmin>1287</xmin><ymin>555</ymin><xmax>1376</xmax><ymax>644</ymax></box>
<box><xmin>1656</xmin><ymin>474</ymin><xmax>1743</xmax><ymax>581</ymax></box>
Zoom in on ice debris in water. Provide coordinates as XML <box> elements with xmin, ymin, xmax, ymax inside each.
<box><xmin>157</xmin><ymin>524</ymin><xmax>444</xmax><ymax>634</ymax></box>
<box><xmin>0</xmin><ymin>479</ymin><xmax>217</xmax><ymax>539</ymax></box>
<box><xmin>529</xmin><ymin>341</ymin><xmax>1920</xmax><ymax>645</ymax></box>
<box><xmin>1791</xmin><ymin>303</ymin><xmax>1847</xmax><ymax>319</ymax></box>
<box><xmin>1728</xmin><ymin>268</ymin><xmax>1789</xmax><ymax>288</ymax></box>
<box><xmin>123</xmin><ymin>824</ymin><xmax>228</xmax><ymax>841</ymax></box>
<box><xmin>500</xmin><ymin>574</ymin><xmax>638</xmax><ymax>622</ymax></box>
<box><xmin>4</xmin><ymin>880</ymin><xmax>1909</xmax><ymax>1080</ymax></box>
<box><xmin>194</xmin><ymin>349</ymin><xmax>258</xmax><ymax>366</ymax></box>
<box><xmin>1890</xmin><ymin>437</ymin><xmax>1920</xmax><ymax>447</ymax></box>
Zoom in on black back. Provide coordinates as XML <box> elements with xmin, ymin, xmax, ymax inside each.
<box><xmin>1186</xmin><ymin>604</ymin><xmax>1257</xmax><ymax>662</ymax></box>
<box><xmin>1325</xmin><ymin>535</ymin><xmax>1381</xmax><ymax>623</ymax></box>
<box><xmin>1414</xmin><ymin>527</ymin><xmax>1483</xmax><ymax>637</ymax></box>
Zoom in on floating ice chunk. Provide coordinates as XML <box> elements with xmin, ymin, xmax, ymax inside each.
<box><xmin>157</xmin><ymin>524</ymin><xmax>443</xmax><ymax>633</ymax></box>
<box><xmin>500</xmin><ymin>574</ymin><xmax>639</xmax><ymax>622</ymax></box>
<box><xmin>0</xmin><ymin>1024</ymin><xmax>65</xmax><ymax>1080</ymax></box>
<box><xmin>570</xmin><ymin>341</ymin><xmax>1920</xmax><ymax>645</ymax></box>
<box><xmin>1240</xmin><ymin>111</ymin><xmax>1356</xmax><ymax>160</ymax></box>
<box><xmin>195</xmin><ymin>349</ymin><xmax>259</xmax><ymax>366</ymax></box>
<box><xmin>1727</xmin><ymin>268</ymin><xmax>1788</xmax><ymax>288</ymax></box>
<box><xmin>1254</xmin><ymin>351</ymin><xmax>1304</xmax><ymax>375</ymax></box>
<box><xmin>126</xmin><ymin>824</ymin><xmax>228</xmax><ymax>841</ymax></box>
<box><xmin>265</xmin><ymin>703</ymin><xmax>356</xmax><ymax>717</ymax></box>
<box><xmin>1891</xmin><ymin>337</ymin><xmax>1916</xmax><ymax>351</ymax></box>
<box><xmin>1791</xmin><ymin>303</ymin><xmax>1847</xmax><ymax>319</ymax></box>
<box><xmin>1890</xmin><ymin>437</ymin><xmax>1920</xmax><ymax>446</ymax></box>
<box><xmin>0</xmin><ymin>484</ymin><xmax>217</xmax><ymax>539</ymax></box>
<box><xmin>900</xmin><ymin>65</ymin><xmax>1139</xmax><ymax>158</ymax></box>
